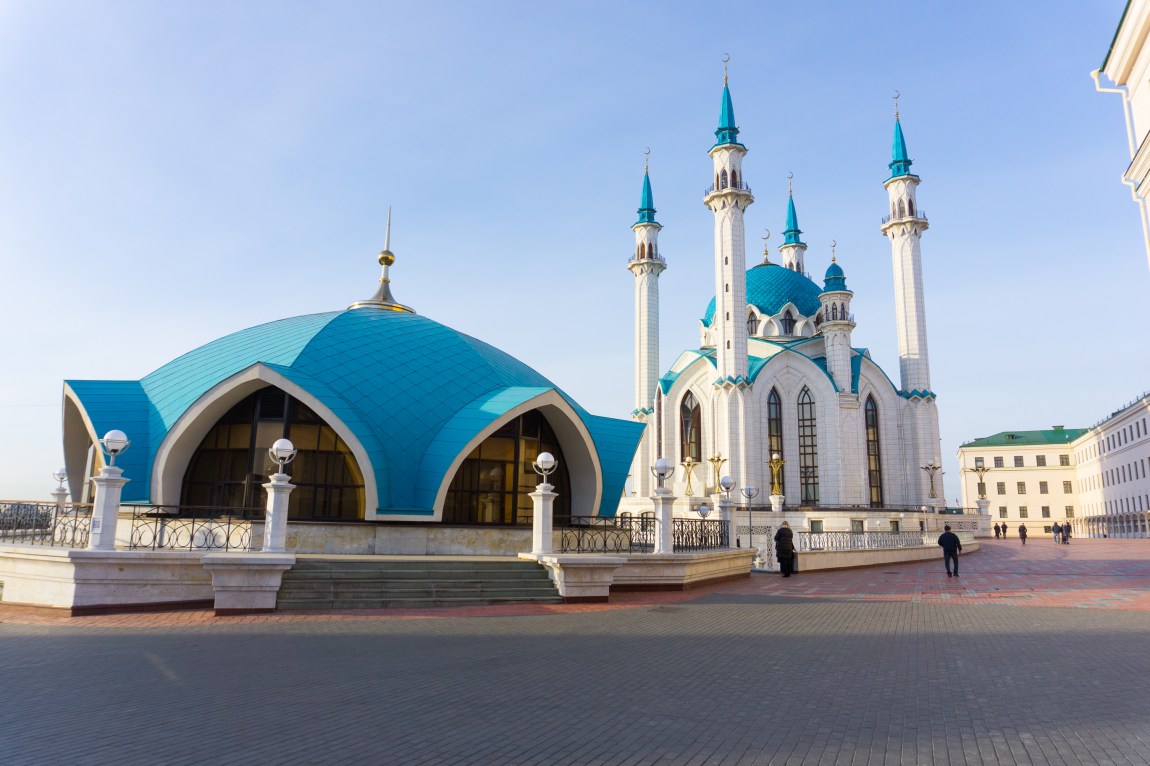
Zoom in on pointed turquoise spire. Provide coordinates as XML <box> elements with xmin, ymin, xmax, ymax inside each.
<box><xmin>888</xmin><ymin>117</ymin><xmax>914</xmax><ymax>179</ymax></box>
<box><xmin>783</xmin><ymin>188</ymin><xmax>804</xmax><ymax>246</ymax></box>
<box><xmin>712</xmin><ymin>66</ymin><xmax>744</xmax><ymax>150</ymax></box>
<box><xmin>635</xmin><ymin>166</ymin><xmax>657</xmax><ymax>226</ymax></box>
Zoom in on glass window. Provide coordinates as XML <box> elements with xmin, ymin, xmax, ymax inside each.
<box><xmin>998</xmin><ymin>507</ymin><xmax>1007</xmax><ymax>518</ymax></box>
<box><xmin>1063</xmin><ymin>481</ymin><xmax>1072</xmax><ymax>493</ymax></box>
<box><xmin>810</xmin><ymin>519</ymin><xmax>824</xmax><ymax>533</ymax></box>
<box><xmin>1019</xmin><ymin>506</ymin><xmax>1028</xmax><ymax>519</ymax></box>
<box><xmin>781</xmin><ymin>310</ymin><xmax>796</xmax><ymax>335</ymax></box>
<box><xmin>443</xmin><ymin>409</ymin><xmax>570</xmax><ymax>525</ymax></box>
<box><xmin>1041</xmin><ymin>506</ymin><xmax>1051</xmax><ymax>518</ymax></box>
<box><xmin>865</xmin><ymin>396</ymin><xmax>883</xmax><ymax>508</ymax></box>
<box><xmin>1039</xmin><ymin>481</ymin><xmax>1048</xmax><ymax>494</ymax></box>
<box><xmin>797</xmin><ymin>387</ymin><xmax>819</xmax><ymax>503</ymax></box>
<box><xmin>1036</xmin><ymin>455</ymin><xmax>1046</xmax><ymax>467</ymax></box>
<box><xmin>1014</xmin><ymin>456</ymin><xmax>1024</xmax><ymax>467</ymax></box>
<box><xmin>850</xmin><ymin>519</ymin><xmax>864</xmax><ymax>533</ymax></box>
<box><xmin>767</xmin><ymin>388</ymin><xmax>785</xmax><ymax>497</ymax></box>
<box><xmin>974</xmin><ymin>457</ymin><xmax>985</xmax><ymax>468</ymax></box>
<box><xmin>680</xmin><ymin>391</ymin><xmax>702</xmax><ymax>462</ymax></box>
<box><xmin>1017</xmin><ymin>482</ymin><xmax>1027</xmax><ymax>495</ymax></box>
<box><xmin>1065</xmin><ymin>506</ymin><xmax>1075</xmax><ymax>518</ymax></box>
<box><xmin>180</xmin><ymin>388</ymin><xmax>365</xmax><ymax>520</ymax></box>
<box><xmin>889</xmin><ymin>520</ymin><xmax>900</xmax><ymax>533</ymax></box>
<box><xmin>996</xmin><ymin>482</ymin><xmax>1006</xmax><ymax>495</ymax></box>
<box><xmin>994</xmin><ymin>457</ymin><xmax>1004</xmax><ymax>468</ymax></box>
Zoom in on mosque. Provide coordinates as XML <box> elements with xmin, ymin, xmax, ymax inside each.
<box><xmin>57</xmin><ymin>73</ymin><xmax>942</xmax><ymax>545</ymax></box>
<box><xmin>621</xmin><ymin>75</ymin><xmax>943</xmax><ymax>516</ymax></box>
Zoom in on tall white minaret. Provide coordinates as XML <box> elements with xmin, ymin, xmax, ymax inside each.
<box><xmin>628</xmin><ymin>157</ymin><xmax>665</xmax><ymax>417</ymax></box>
<box><xmin>818</xmin><ymin>251</ymin><xmax>855</xmax><ymax>393</ymax></box>
<box><xmin>879</xmin><ymin>100</ymin><xmax>942</xmax><ymax>505</ymax></box>
<box><xmin>881</xmin><ymin>103</ymin><xmax>931</xmax><ymax>394</ymax></box>
<box><xmin>703</xmin><ymin>67</ymin><xmax>754</xmax><ymax>382</ymax></box>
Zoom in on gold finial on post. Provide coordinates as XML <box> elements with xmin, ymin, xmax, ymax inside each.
<box><xmin>722</xmin><ymin>52</ymin><xmax>730</xmax><ymax>85</ymax></box>
<box><xmin>787</xmin><ymin>171</ymin><xmax>793</xmax><ymax>195</ymax></box>
<box><xmin>762</xmin><ymin>229</ymin><xmax>771</xmax><ymax>263</ymax></box>
<box><xmin>707</xmin><ymin>454</ymin><xmax>727</xmax><ymax>494</ymax></box>
<box><xmin>681</xmin><ymin>457</ymin><xmax>697</xmax><ymax>497</ymax></box>
<box><xmin>893</xmin><ymin>89</ymin><xmax>901</xmax><ymax>120</ymax></box>
<box><xmin>644</xmin><ymin>146</ymin><xmax>650</xmax><ymax>172</ymax></box>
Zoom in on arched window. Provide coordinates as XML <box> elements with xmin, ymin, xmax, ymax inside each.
<box><xmin>181</xmin><ymin>387</ymin><xmax>365</xmax><ymax>520</ymax></box>
<box><xmin>747</xmin><ymin>313</ymin><xmax>758</xmax><ymax>336</ymax></box>
<box><xmin>865</xmin><ymin>395</ymin><xmax>883</xmax><ymax>507</ymax></box>
<box><xmin>767</xmin><ymin>388</ymin><xmax>785</xmax><ymax>496</ymax></box>
<box><xmin>680</xmin><ymin>391</ymin><xmax>702</xmax><ymax>462</ymax></box>
<box><xmin>798</xmin><ymin>387</ymin><xmax>819</xmax><ymax>503</ymax></box>
<box><xmin>830</xmin><ymin>304</ymin><xmax>838</xmax><ymax>321</ymax></box>
<box><xmin>715</xmin><ymin>173</ymin><xmax>720</xmax><ymax>190</ymax></box>
<box><xmin>731</xmin><ymin>169</ymin><xmax>738</xmax><ymax>187</ymax></box>
<box><xmin>907</xmin><ymin>199</ymin><xmax>915</xmax><ymax>216</ymax></box>
<box><xmin>443</xmin><ymin>409</ymin><xmax>570</xmax><ymax>525</ymax></box>
<box><xmin>840</xmin><ymin>302</ymin><xmax>847</xmax><ymax>319</ymax></box>
<box><xmin>898</xmin><ymin>199</ymin><xmax>905</xmax><ymax>218</ymax></box>
<box><xmin>891</xmin><ymin>203</ymin><xmax>897</xmax><ymax>219</ymax></box>
<box><xmin>720</xmin><ymin>169</ymin><xmax>728</xmax><ymax>189</ymax></box>
<box><xmin>781</xmin><ymin>310</ymin><xmax>795</xmax><ymax>335</ymax></box>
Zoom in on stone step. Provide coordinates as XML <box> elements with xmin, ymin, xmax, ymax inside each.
<box><xmin>276</xmin><ymin>595</ymin><xmax>564</xmax><ymax>610</ymax></box>
<box><xmin>282</xmin><ymin>568</ymin><xmax>549</xmax><ymax>581</ymax></box>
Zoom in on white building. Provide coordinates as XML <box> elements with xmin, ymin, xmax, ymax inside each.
<box><xmin>621</xmin><ymin>74</ymin><xmax>944</xmax><ymax>531</ymax></box>
<box><xmin>957</xmin><ymin>392</ymin><xmax>1150</xmax><ymax>540</ymax></box>
<box><xmin>1095</xmin><ymin>0</ymin><xmax>1150</xmax><ymax>270</ymax></box>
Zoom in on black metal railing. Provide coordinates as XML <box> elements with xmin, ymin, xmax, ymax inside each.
<box><xmin>560</xmin><ymin>516</ymin><xmax>729</xmax><ymax>553</ymax></box>
<box><xmin>796</xmin><ymin>531</ymin><xmax>929</xmax><ymax>551</ymax></box>
<box><xmin>127</xmin><ymin>505</ymin><xmax>264</xmax><ymax>552</ymax></box>
<box><xmin>705</xmin><ymin>181</ymin><xmax>752</xmax><ymax>195</ymax></box>
<box><xmin>0</xmin><ymin>500</ymin><xmax>92</xmax><ymax>548</ymax></box>
<box><xmin>881</xmin><ymin>211</ymin><xmax>927</xmax><ymax>225</ymax></box>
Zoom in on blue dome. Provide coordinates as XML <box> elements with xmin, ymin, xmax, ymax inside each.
<box><xmin>822</xmin><ymin>260</ymin><xmax>848</xmax><ymax>292</ymax></box>
<box><xmin>65</xmin><ymin>308</ymin><xmax>641</xmax><ymax>514</ymax></box>
<box><xmin>702</xmin><ymin>263</ymin><xmax>823</xmax><ymax>326</ymax></box>
<box><xmin>824</xmin><ymin>261</ymin><xmax>844</xmax><ymax>280</ymax></box>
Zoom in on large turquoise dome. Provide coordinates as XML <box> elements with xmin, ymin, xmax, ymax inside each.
<box><xmin>64</xmin><ymin>307</ymin><xmax>641</xmax><ymax>515</ymax></box>
<box><xmin>702</xmin><ymin>263</ymin><xmax>824</xmax><ymax>326</ymax></box>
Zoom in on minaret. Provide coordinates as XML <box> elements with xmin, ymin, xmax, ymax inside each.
<box><xmin>879</xmin><ymin>100</ymin><xmax>942</xmax><ymax>506</ymax></box>
<box><xmin>703</xmin><ymin>66</ymin><xmax>754</xmax><ymax>383</ymax></box>
<box><xmin>818</xmin><ymin>251</ymin><xmax>855</xmax><ymax>392</ymax></box>
<box><xmin>880</xmin><ymin>104</ymin><xmax>930</xmax><ymax>393</ymax></box>
<box><xmin>628</xmin><ymin>158</ymin><xmax>666</xmax><ymax>418</ymax></box>
<box><xmin>349</xmin><ymin>207</ymin><xmax>415</xmax><ymax>313</ymax></box>
<box><xmin>778</xmin><ymin>178</ymin><xmax>807</xmax><ymax>274</ymax></box>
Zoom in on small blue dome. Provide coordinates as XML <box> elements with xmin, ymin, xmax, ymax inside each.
<box><xmin>823</xmin><ymin>260</ymin><xmax>849</xmax><ymax>292</ymax></box>
<box><xmin>702</xmin><ymin>263</ymin><xmax>823</xmax><ymax>326</ymax></box>
<box><xmin>825</xmin><ymin>261</ymin><xmax>844</xmax><ymax>280</ymax></box>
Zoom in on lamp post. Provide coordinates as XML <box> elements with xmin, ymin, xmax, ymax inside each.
<box><xmin>921</xmin><ymin>461</ymin><xmax>941</xmax><ymax>499</ymax></box>
<box><xmin>963</xmin><ymin>462</ymin><xmax>993</xmax><ymax>534</ymax></box>
<box><xmin>681</xmin><ymin>457</ymin><xmax>697</xmax><ymax>497</ymax></box>
<box><xmin>262</xmin><ymin>438</ymin><xmax>297</xmax><ymax>554</ymax></box>
<box><xmin>531</xmin><ymin>452</ymin><xmax>558</xmax><ymax>555</ymax></box>
<box><xmin>650</xmin><ymin>458</ymin><xmax>676</xmax><ymax>555</ymax></box>
<box><xmin>768</xmin><ymin>452</ymin><xmax>785</xmax><ymax>513</ymax></box>
<box><xmin>707</xmin><ymin>454</ymin><xmax>727</xmax><ymax>495</ymax></box>
<box><xmin>51</xmin><ymin>467</ymin><xmax>68</xmax><ymax>509</ymax></box>
<box><xmin>740</xmin><ymin>484</ymin><xmax>759</xmax><ymax>559</ymax></box>
<box><xmin>88</xmin><ymin>430</ymin><xmax>132</xmax><ymax>550</ymax></box>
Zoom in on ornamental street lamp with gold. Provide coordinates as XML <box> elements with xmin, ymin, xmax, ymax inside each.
<box><xmin>921</xmin><ymin>462</ymin><xmax>942</xmax><ymax>499</ymax></box>
<box><xmin>768</xmin><ymin>452</ymin><xmax>785</xmax><ymax>496</ymax></box>
<box><xmin>681</xmin><ymin>457</ymin><xmax>698</xmax><ymax>496</ymax></box>
<box><xmin>964</xmin><ymin>463</ymin><xmax>991</xmax><ymax>500</ymax></box>
<box><xmin>707</xmin><ymin>454</ymin><xmax>727</xmax><ymax>495</ymax></box>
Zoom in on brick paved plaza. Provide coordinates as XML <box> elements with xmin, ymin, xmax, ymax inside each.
<box><xmin>2</xmin><ymin>540</ymin><xmax>1149</xmax><ymax>765</ymax></box>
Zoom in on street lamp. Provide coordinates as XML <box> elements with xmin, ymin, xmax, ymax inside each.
<box><xmin>740</xmin><ymin>483</ymin><xmax>759</xmax><ymax>555</ymax></box>
<box><xmin>53</xmin><ymin>468</ymin><xmax>67</xmax><ymax>492</ymax></box>
<box><xmin>768</xmin><ymin>452</ymin><xmax>785</xmax><ymax>496</ymax></box>
<box><xmin>681</xmin><ymin>457</ymin><xmax>698</xmax><ymax>496</ymax></box>
<box><xmin>964</xmin><ymin>463</ymin><xmax>991</xmax><ymax>501</ymax></box>
<box><xmin>533</xmin><ymin>451</ymin><xmax>557</xmax><ymax>481</ymax></box>
<box><xmin>921</xmin><ymin>461</ymin><xmax>941</xmax><ymax>499</ymax></box>
<box><xmin>99</xmin><ymin>430</ymin><xmax>130</xmax><ymax>467</ymax></box>
<box><xmin>268</xmin><ymin>438</ymin><xmax>298</xmax><ymax>473</ymax></box>
<box><xmin>651</xmin><ymin>458</ymin><xmax>675</xmax><ymax>490</ymax></box>
<box><xmin>697</xmin><ymin>502</ymin><xmax>711</xmax><ymax>519</ymax></box>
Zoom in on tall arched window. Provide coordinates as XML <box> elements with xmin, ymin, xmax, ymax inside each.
<box><xmin>720</xmin><ymin>169</ymin><xmax>728</xmax><ymax>189</ymax></box>
<box><xmin>680</xmin><ymin>391</ymin><xmax>702</xmax><ymax>462</ymax></box>
<box><xmin>907</xmin><ymin>199</ymin><xmax>915</xmax><ymax>216</ymax></box>
<box><xmin>830</xmin><ymin>304</ymin><xmax>838</xmax><ymax>321</ymax></box>
<box><xmin>731</xmin><ymin>169</ymin><xmax>738</xmax><ymax>187</ymax></box>
<box><xmin>747</xmin><ymin>312</ymin><xmax>758</xmax><ymax>337</ymax></box>
<box><xmin>781</xmin><ymin>310</ymin><xmax>795</xmax><ymax>335</ymax></box>
<box><xmin>767</xmin><ymin>388</ymin><xmax>785</xmax><ymax>496</ymax></box>
<box><xmin>865</xmin><ymin>395</ymin><xmax>883</xmax><ymax>507</ymax></box>
<box><xmin>898</xmin><ymin>199</ymin><xmax>905</xmax><ymax>218</ymax></box>
<box><xmin>797</xmin><ymin>387</ymin><xmax>819</xmax><ymax>503</ymax></box>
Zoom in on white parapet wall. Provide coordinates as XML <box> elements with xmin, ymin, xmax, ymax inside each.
<box><xmin>792</xmin><ymin>538</ymin><xmax>980</xmax><ymax>573</ymax></box>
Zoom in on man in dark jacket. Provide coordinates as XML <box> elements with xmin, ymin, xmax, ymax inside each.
<box><xmin>937</xmin><ymin>525</ymin><xmax>962</xmax><ymax>578</ymax></box>
<box><xmin>1052</xmin><ymin>521</ymin><xmax>1062</xmax><ymax>543</ymax></box>
<box><xmin>1018</xmin><ymin>523</ymin><xmax>1028</xmax><ymax>544</ymax></box>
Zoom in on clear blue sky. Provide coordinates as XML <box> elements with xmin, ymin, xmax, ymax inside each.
<box><xmin>0</xmin><ymin>0</ymin><xmax>1143</xmax><ymax>504</ymax></box>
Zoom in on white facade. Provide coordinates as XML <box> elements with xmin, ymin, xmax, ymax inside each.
<box><xmin>622</xmin><ymin>80</ymin><xmax>944</xmax><ymax>526</ymax></box>
<box><xmin>1096</xmin><ymin>0</ymin><xmax>1150</xmax><ymax>270</ymax></box>
<box><xmin>1073</xmin><ymin>394</ymin><xmax>1150</xmax><ymax>538</ymax></box>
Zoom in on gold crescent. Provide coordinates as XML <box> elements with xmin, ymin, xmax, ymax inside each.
<box><xmin>831</xmin><ymin>239</ymin><xmax>837</xmax><ymax>248</ymax></box>
<box><xmin>763</xmin><ymin>229</ymin><xmax>771</xmax><ymax>241</ymax></box>
<box><xmin>787</xmin><ymin>171</ymin><xmax>794</xmax><ymax>180</ymax></box>
<box><xmin>645</xmin><ymin>147</ymin><xmax>651</xmax><ymax>156</ymax></box>
<box><xmin>893</xmin><ymin>89</ymin><xmax>900</xmax><ymax>100</ymax></box>
<box><xmin>722</xmin><ymin>53</ymin><xmax>731</xmax><ymax>63</ymax></box>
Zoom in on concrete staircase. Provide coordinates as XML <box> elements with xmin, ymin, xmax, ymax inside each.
<box><xmin>276</xmin><ymin>556</ymin><xmax>563</xmax><ymax>610</ymax></box>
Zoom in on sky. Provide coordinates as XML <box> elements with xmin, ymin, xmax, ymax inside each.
<box><xmin>0</xmin><ymin>0</ymin><xmax>1145</xmax><ymax>504</ymax></box>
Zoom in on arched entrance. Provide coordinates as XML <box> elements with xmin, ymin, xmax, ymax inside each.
<box><xmin>179</xmin><ymin>387</ymin><xmax>365</xmax><ymax>520</ymax></box>
<box><xmin>441</xmin><ymin>409</ymin><xmax>570</xmax><ymax>525</ymax></box>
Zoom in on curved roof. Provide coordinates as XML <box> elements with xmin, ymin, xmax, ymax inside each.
<box><xmin>66</xmin><ymin>308</ymin><xmax>641</xmax><ymax>513</ymax></box>
<box><xmin>703</xmin><ymin>263</ymin><xmax>823</xmax><ymax>326</ymax></box>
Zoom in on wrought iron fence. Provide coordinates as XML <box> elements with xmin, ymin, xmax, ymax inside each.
<box><xmin>128</xmin><ymin>505</ymin><xmax>263</xmax><ymax>551</ymax></box>
<box><xmin>0</xmin><ymin>500</ymin><xmax>92</xmax><ymax>548</ymax></box>
<box><xmin>796</xmin><ymin>531</ymin><xmax>930</xmax><ymax>551</ymax></box>
<box><xmin>560</xmin><ymin>516</ymin><xmax>729</xmax><ymax>553</ymax></box>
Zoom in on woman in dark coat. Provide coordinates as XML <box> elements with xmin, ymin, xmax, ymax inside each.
<box><xmin>774</xmin><ymin>521</ymin><xmax>796</xmax><ymax>578</ymax></box>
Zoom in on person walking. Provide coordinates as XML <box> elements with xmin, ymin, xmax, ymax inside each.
<box><xmin>774</xmin><ymin>521</ymin><xmax>796</xmax><ymax>578</ymax></box>
<box><xmin>1052</xmin><ymin>521</ymin><xmax>1061</xmax><ymax>543</ymax></box>
<box><xmin>994</xmin><ymin>522</ymin><xmax>1001</xmax><ymax>539</ymax></box>
<box><xmin>1018</xmin><ymin>523</ymin><xmax>1028</xmax><ymax>545</ymax></box>
<box><xmin>938</xmin><ymin>524</ymin><xmax>962</xmax><ymax>577</ymax></box>
<box><xmin>1062</xmin><ymin>522</ymin><xmax>1072</xmax><ymax>544</ymax></box>
<box><xmin>1001</xmin><ymin>522</ymin><xmax>1009</xmax><ymax>538</ymax></box>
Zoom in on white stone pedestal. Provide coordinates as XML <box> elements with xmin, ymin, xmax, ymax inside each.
<box><xmin>770</xmin><ymin>494</ymin><xmax>784</xmax><ymax>514</ymax></box>
<box><xmin>652</xmin><ymin>488</ymin><xmax>675</xmax><ymax>555</ymax></box>
<box><xmin>717</xmin><ymin>494</ymin><xmax>732</xmax><ymax>548</ymax></box>
<box><xmin>262</xmin><ymin>473</ymin><xmax>295</xmax><ymax>553</ymax></box>
<box><xmin>88</xmin><ymin>467</ymin><xmax>128</xmax><ymax>551</ymax></box>
<box><xmin>530</xmin><ymin>482</ymin><xmax>556</xmax><ymax>555</ymax></box>
<box><xmin>975</xmin><ymin>498</ymin><xmax>992</xmax><ymax>537</ymax></box>
<box><xmin>201</xmin><ymin>553</ymin><xmax>296</xmax><ymax>614</ymax></box>
<box><xmin>520</xmin><ymin>553</ymin><xmax>625</xmax><ymax>603</ymax></box>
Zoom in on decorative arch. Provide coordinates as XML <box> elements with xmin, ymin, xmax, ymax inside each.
<box><xmin>907</xmin><ymin>198</ymin><xmax>915</xmax><ymax>216</ymax></box>
<box><xmin>680</xmin><ymin>391</ymin><xmax>702</xmax><ymax>462</ymax></box>
<box><xmin>720</xmin><ymin>169</ymin><xmax>728</xmax><ymax>189</ymax></box>
<box><xmin>767</xmin><ymin>388</ymin><xmax>785</xmax><ymax>496</ymax></box>
<box><xmin>898</xmin><ymin>199</ymin><xmax>905</xmax><ymax>218</ymax></box>
<box><xmin>747</xmin><ymin>311</ymin><xmax>758</xmax><ymax>337</ymax></box>
<box><xmin>781</xmin><ymin>310</ymin><xmax>796</xmax><ymax>335</ymax></box>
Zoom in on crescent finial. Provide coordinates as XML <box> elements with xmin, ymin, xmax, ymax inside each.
<box><xmin>787</xmin><ymin>171</ymin><xmax>793</xmax><ymax>194</ymax></box>
<box><xmin>722</xmin><ymin>53</ymin><xmax>730</xmax><ymax>85</ymax></box>
<box><xmin>831</xmin><ymin>240</ymin><xmax>837</xmax><ymax>261</ymax></box>
<box><xmin>893</xmin><ymin>90</ymin><xmax>901</xmax><ymax>119</ymax></box>
<box><xmin>762</xmin><ymin>229</ymin><xmax>772</xmax><ymax>263</ymax></box>
<box><xmin>644</xmin><ymin>146</ymin><xmax>650</xmax><ymax>171</ymax></box>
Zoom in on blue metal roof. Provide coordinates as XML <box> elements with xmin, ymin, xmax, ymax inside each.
<box><xmin>888</xmin><ymin>118</ymin><xmax>914</xmax><ymax>179</ymax></box>
<box><xmin>635</xmin><ymin>169</ymin><xmax>658</xmax><ymax>226</ymax></box>
<box><xmin>67</xmin><ymin>308</ymin><xmax>642</xmax><ymax>514</ymax></box>
<box><xmin>713</xmin><ymin>84</ymin><xmax>744</xmax><ymax>150</ymax></box>
<box><xmin>822</xmin><ymin>260</ymin><xmax>848</xmax><ymax>292</ymax></box>
<box><xmin>702</xmin><ymin>263</ymin><xmax>823</xmax><ymax>327</ymax></box>
<box><xmin>783</xmin><ymin>193</ymin><xmax>803</xmax><ymax>246</ymax></box>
